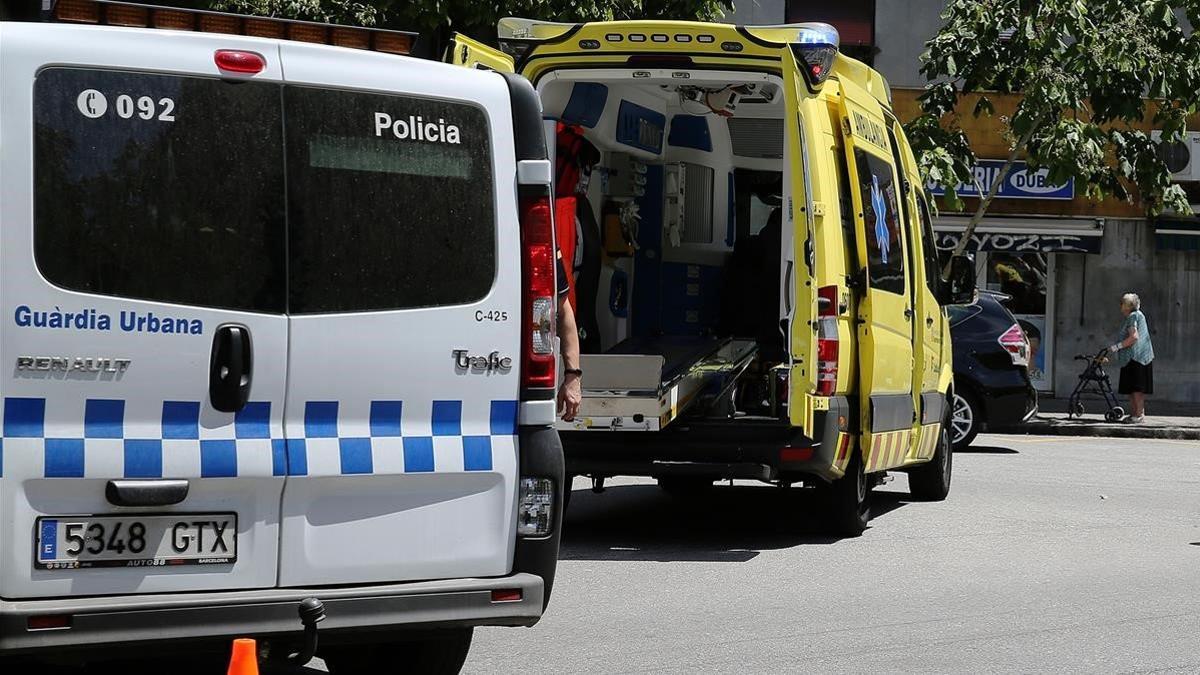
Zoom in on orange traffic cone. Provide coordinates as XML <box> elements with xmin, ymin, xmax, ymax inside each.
<box><xmin>227</xmin><ymin>637</ymin><xmax>259</xmax><ymax>675</ymax></box>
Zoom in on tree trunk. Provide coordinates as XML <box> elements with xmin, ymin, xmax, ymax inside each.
<box><xmin>942</xmin><ymin>123</ymin><xmax>1041</xmax><ymax>276</ymax></box>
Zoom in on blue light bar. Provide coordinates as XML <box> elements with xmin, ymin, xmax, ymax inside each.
<box><xmin>795</xmin><ymin>22</ymin><xmax>839</xmax><ymax>48</ymax></box>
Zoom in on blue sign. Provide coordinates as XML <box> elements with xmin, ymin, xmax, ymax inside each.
<box><xmin>927</xmin><ymin>159</ymin><xmax>1074</xmax><ymax>200</ymax></box>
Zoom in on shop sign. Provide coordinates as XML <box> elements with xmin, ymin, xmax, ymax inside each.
<box><xmin>927</xmin><ymin>159</ymin><xmax>1074</xmax><ymax>200</ymax></box>
<box><xmin>936</xmin><ymin>231</ymin><xmax>1100</xmax><ymax>254</ymax></box>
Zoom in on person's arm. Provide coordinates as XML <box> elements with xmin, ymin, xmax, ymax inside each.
<box><xmin>557</xmin><ymin>297</ymin><xmax>581</xmax><ymax>421</ymax></box>
<box><xmin>1110</xmin><ymin>323</ymin><xmax>1139</xmax><ymax>353</ymax></box>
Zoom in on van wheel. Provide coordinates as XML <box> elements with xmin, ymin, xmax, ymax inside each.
<box><xmin>909</xmin><ymin>409</ymin><xmax>953</xmax><ymax>502</ymax></box>
<box><xmin>323</xmin><ymin>628</ymin><xmax>473</xmax><ymax>675</ymax></box>
<box><xmin>950</xmin><ymin>390</ymin><xmax>981</xmax><ymax>450</ymax></box>
<box><xmin>818</xmin><ymin>450</ymin><xmax>869</xmax><ymax>536</ymax></box>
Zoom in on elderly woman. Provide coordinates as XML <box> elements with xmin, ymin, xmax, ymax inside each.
<box><xmin>1108</xmin><ymin>293</ymin><xmax>1155</xmax><ymax>423</ymax></box>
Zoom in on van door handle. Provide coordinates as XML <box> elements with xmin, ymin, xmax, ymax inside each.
<box><xmin>210</xmin><ymin>323</ymin><xmax>253</xmax><ymax>413</ymax></box>
<box><xmin>904</xmin><ymin>308</ymin><xmax>914</xmax><ymax>320</ymax></box>
<box><xmin>926</xmin><ymin>316</ymin><xmax>935</xmax><ymax>326</ymax></box>
<box><xmin>106</xmin><ymin>479</ymin><xmax>189</xmax><ymax>507</ymax></box>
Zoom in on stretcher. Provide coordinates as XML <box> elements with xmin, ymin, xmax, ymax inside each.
<box><xmin>558</xmin><ymin>336</ymin><xmax>758</xmax><ymax>431</ymax></box>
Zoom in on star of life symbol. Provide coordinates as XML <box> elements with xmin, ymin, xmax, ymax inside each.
<box><xmin>871</xmin><ymin>174</ymin><xmax>890</xmax><ymax>264</ymax></box>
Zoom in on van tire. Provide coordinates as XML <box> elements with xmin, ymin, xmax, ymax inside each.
<box><xmin>909</xmin><ymin>408</ymin><xmax>953</xmax><ymax>502</ymax></box>
<box><xmin>818</xmin><ymin>450</ymin><xmax>869</xmax><ymax>536</ymax></box>
<box><xmin>323</xmin><ymin>628</ymin><xmax>473</xmax><ymax>674</ymax></box>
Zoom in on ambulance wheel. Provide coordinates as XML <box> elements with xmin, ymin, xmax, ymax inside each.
<box><xmin>818</xmin><ymin>450</ymin><xmax>869</xmax><ymax>537</ymax></box>
<box><xmin>323</xmin><ymin>628</ymin><xmax>473</xmax><ymax>675</ymax></box>
<box><xmin>909</xmin><ymin>409</ymin><xmax>953</xmax><ymax>502</ymax></box>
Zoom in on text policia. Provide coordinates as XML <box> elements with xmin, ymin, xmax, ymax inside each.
<box><xmin>373</xmin><ymin>112</ymin><xmax>461</xmax><ymax>144</ymax></box>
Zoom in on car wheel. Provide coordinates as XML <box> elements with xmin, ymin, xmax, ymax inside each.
<box><xmin>323</xmin><ymin>628</ymin><xmax>473</xmax><ymax>675</ymax></box>
<box><xmin>908</xmin><ymin>407</ymin><xmax>953</xmax><ymax>502</ymax></box>
<box><xmin>817</xmin><ymin>450</ymin><xmax>869</xmax><ymax>536</ymax></box>
<box><xmin>950</xmin><ymin>390</ymin><xmax>981</xmax><ymax>450</ymax></box>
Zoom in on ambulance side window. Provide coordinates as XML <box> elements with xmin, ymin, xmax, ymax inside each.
<box><xmin>852</xmin><ymin>149</ymin><xmax>905</xmax><ymax>295</ymax></box>
<box><xmin>33</xmin><ymin>69</ymin><xmax>286</xmax><ymax>312</ymax></box>
<box><xmin>916</xmin><ymin>194</ymin><xmax>943</xmax><ymax>296</ymax></box>
<box><xmin>283</xmin><ymin>86</ymin><xmax>495</xmax><ymax>314</ymax></box>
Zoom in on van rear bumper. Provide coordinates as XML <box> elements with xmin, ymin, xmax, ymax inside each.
<box><xmin>0</xmin><ymin>573</ymin><xmax>543</xmax><ymax>655</ymax></box>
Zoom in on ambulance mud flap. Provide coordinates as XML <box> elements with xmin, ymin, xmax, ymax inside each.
<box><xmin>512</xmin><ymin>426</ymin><xmax>565</xmax><ymax>610</ymax></box>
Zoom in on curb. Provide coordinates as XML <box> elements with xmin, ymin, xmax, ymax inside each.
<box><xmin>994</xmin><ymin>419</ymin><xmax>1200</xmax><ymax>441</ymax></box>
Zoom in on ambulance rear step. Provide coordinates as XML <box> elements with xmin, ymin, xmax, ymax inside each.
<box><xmin>558</xmin><ymin>337</ymin><xmax>757</xmax><ymax>432</ymax></box>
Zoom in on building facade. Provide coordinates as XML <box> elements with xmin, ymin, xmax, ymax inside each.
<box><xmin>727</xmin><ymin>0</ymin><xmax>1200</xmax><ymax>403</ymax></box>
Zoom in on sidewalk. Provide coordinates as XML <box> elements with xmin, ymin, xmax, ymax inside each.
<box><xmin>995</xmin><ymin>397</ymin><xmax>1200</xmax><ymax>441</ymax></box>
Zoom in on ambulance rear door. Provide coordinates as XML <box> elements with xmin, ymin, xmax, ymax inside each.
<box><xmin>447</xmin><ymin>34</ymin><xmax>516</xmax><ymax>72</ymax></box>
<box><xmin>0</xmin><ymin>24</ymin><xmax>289</xmax><ymax>598</ymax></box>
<box><xmin>276</xmin><ymin>44</ymin><xmax>523</xmax><ymax>586</ymax></box>
<box><xmin>781</xmin><ymin>45</ymin><xmax>820</xmax><ymax>440</ymax></box>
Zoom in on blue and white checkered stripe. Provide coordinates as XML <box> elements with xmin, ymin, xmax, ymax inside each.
<box><xmin>284</xmin><ymin>399</ymin><xmax>518</xmax><ymax>477</ymax></box>
<box><xmin>0</xmin><ymin>397</ymin><xmax>517</xmax><ymax>479</ymax></box>
<box><xmin>0</xmin><ymin>397</ymin><xmax>282</xmax><ymax>480</ymax></box>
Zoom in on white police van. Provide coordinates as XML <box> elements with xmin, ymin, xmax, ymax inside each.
<box><xmin>0</xmin><ymin>1</ymin><xmax>564</xmax><ymax>670</ymax></box>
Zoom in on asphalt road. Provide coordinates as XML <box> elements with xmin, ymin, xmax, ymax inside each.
<box><xmin>462</xmin><ymin>434</ymin><xmax>1200</xmax><ymax>674</ymax></box>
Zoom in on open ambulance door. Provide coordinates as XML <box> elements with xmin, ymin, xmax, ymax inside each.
<box><xmin>781</xmin><ymin>47</ymin><xmax>819</xmax><ymax>441</ymax></box>
<box><xmin>446</xmin><ymin>34</ymin><xmax>515</xmax><ymax>72</ymax></box>
<box><xmin>838</xmin><ymin>95</ymin><xmax>916</xmax><ymax>473</ymax></box>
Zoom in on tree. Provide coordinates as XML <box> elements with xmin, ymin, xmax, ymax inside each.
<box><xmin>207</xmin><ymin>0</ymin><xmax>731</xmax><ymax>47</ymax></box>
<box><xmin>904</xmin><ymin>0</ymin><xmax>1200</xmax><ymax>263</ymax></box>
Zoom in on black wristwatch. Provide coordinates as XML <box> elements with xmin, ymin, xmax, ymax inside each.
<box><xmin>564</xmin><ymin>368</ymin><xmax>583</xmax><ymax>377</ymax></box>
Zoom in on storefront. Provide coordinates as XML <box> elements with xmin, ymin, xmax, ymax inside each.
<box><xmin>933</xmin><ymin>215</ymin><xmax>1104</xmax><ymax>393</ymax></box>
<box><xmin>927</xmin><ymin>159</ymin><xmax>1095</xmax><ymax>394</ymax></box>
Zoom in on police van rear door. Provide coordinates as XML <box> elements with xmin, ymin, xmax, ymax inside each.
<box><xmin>276</xmin><ymin>44</ymin><xmax>522</xmax><ymax>586</ymax></box>
<box><xmin>0</xmin><ymin>24</ymin><xmax>289</xmax><ymax>598</ymax></box>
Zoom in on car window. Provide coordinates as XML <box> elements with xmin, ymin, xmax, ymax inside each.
<box><xmin>284</xmin><ymin>85</ymin><xmax>496</xmax><ymax>314</ymax></box>
<box><xmin>947</xmin><ymin>303</ymin><xmax>981</xmax><ymax>327</ymax></box>
<box><xmin>34</xmin><ymin>68</ymin><xmax>287</xmax><ymax>312</ymax></box>
<box><xmin>852</xmin><ymin>149</ymin><xmax>905</xmax><ymax>295</ymax></box>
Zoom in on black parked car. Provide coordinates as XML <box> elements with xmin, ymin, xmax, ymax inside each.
<box><xmin>948</xmin><ymin>292</ymin><xmax>1039</xmax><ymax>449</ymax></box>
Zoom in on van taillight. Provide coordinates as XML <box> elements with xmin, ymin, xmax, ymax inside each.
<box><xmin>520</xmin><ymin>194</ymin><xmax>557</xmax><ymax>391</ymax></box>
<box><xmin>998</xmin><ymin>323</ymin><xmax>1030</xmax><ymax>367</ymax></box>
<box><xmin>816</xmin><ymin>285</ymin><xmax>839</xmax><ymax>396</ymax></box>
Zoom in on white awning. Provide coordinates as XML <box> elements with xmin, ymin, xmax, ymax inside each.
<box><xmin>932</xmin><ymin>216</ymin><xmax>1106</xmax><ymax>254</ymax></box>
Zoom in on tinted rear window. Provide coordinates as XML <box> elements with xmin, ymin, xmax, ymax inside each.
<box><xmin>284</xmin><ymin>86</ymin><xmax>496</xmax><ymax>314</ymax></box>
<box><xmin>853</xmin><ymin>149</ymin><xmax>905</xmax><ymax>295</ymax></box>
<box><xmin>34</xmin><ymin>68</ymin><xmax>286</xmax><ymax>312</ymax></box>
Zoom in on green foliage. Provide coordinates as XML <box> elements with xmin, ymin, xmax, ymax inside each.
<box><xmin>207</xmin><ymin>0</ymin><xmax>732</xmax><ymax>44</ymax></box>
<box><xmin>904</xmin><ymin>0</ymin><xmax>1200</xmax><ymax>219</ymax></box>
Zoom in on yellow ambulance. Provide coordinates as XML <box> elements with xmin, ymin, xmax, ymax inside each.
<box><xmin>450</xmin><ymin>19</ymin><xmax>976</xmax><ymax>535</ymax></box>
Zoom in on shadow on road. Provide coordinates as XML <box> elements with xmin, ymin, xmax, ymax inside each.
<box><xmin>560</xmin><ymin>483</ymin><xmax>910</xmax><ymax>563</ymax></box>
<box><xmin>957</xmin><ymin>445</ymin><xmax>1020</xmax><ymax>454</ymax></box>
